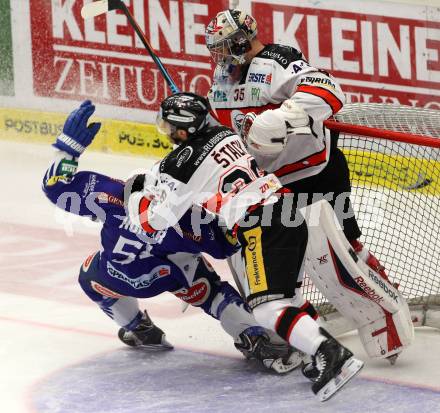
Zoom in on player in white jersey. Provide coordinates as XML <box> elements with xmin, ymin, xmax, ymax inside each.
<box><xmin>126</xmin><ymin>92</ymin><xmax>363</xmax><ymax>400</ymax></box>
<box><xmin>205</xmin><ymin>9</ymin><xmax>390</xmax><ymax>284</ymax></box>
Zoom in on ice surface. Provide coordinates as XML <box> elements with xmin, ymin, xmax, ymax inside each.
<box><xmin>32</xmin><ymin>349</ymin><xmax>440</xmax><ymax>413</ymax></box>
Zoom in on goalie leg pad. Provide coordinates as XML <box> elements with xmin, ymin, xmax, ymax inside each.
<box><xmin>303</xmin><ymin>200</ymin><xmax>414</xmax><ymax>359</ymax></box>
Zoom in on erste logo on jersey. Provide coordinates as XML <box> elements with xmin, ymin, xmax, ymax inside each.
<box><xmin>248</xmin><ymin>72</ymin><xmax>272</xmax><ymax>85</ymax></box>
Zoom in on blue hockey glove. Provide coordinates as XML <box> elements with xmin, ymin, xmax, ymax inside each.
<box><xmin>53</xmin><ymin>100</ymin><xmax>101</xmax><ymax>157</ymax></box>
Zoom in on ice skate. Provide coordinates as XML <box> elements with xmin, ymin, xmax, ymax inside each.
<box><xmin>118</xmin><ymin>310</ymin><xmax>173</xmax><ymax>350</ymax></box>
<box><xmin>235</xmin><ymin>328</ymin><xmax>303</xmax><ymax>374</ymax></box>
<box><xmin>301</xmin><ymin>356</ymin><xmax>320</xmax><ymax>382</ymax></box>
<box><xmin>312</xmin><ymin>328</ymin><xmax>364</xmax><ymax>401</ymax></box>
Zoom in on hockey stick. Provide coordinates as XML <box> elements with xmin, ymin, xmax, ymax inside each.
<box><xmin>80</xmin><ymin>0</ymin><xmax>115</xmax><ymax>18</ymax></box>
<box><xmin>81</xmin><ymin>0</ymin><xmax>180</xmax><ymax>94</ymax></box>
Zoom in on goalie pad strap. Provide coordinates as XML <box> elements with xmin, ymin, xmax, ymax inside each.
<box><xmin>275</xmin><ymin>307</ymin><xmax>308</xmax><ymax>341</ymax></box>
<box><xmin>379</xmin><ymin>310</ymin><xmax>403</xmax><ymax>352</ymax></box>
<box><xmin>300</xmin><ymin>301</ymin><xmax>319</xmax><ymax>320</ymax></box>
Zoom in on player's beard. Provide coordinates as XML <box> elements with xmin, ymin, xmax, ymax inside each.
<box><xmin>168</xmin><ymin>132</ymin><xmax>184</xmax><ymax>146</ymax></box>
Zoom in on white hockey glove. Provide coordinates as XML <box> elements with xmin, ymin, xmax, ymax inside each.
<box><xmin>245</xmin><ymin>100</ymin><xmax>312</xmax><ymax>155</ymax></box>
<box><xmin>280</xmin><ymin>99</ymin><xmax>312</xmax><ymax>135</ymax></box>
<box><xmin>239</xmin><ymin>112</ymin><xmax>257</xmax><ymax>145</ymax></box>
<box><xmin>125</xmin><ymin>171</ymin><xmax>168</xmax><ymax>233</ymax></box>
<box><xmin>234</xmin><ymin>328</ymin><xmax>304</xmax><ymax>374</ymax></box>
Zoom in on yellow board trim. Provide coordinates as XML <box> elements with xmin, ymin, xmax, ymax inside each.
<box><xmin>243</xmin><ymin>227</ymin><xmax>268</xmax><ymax>294</ymax></box>
<box><xmin>0</xmin><ymin>107</ymin><xmax>172</xmax><ymax>158</ymax></box>
<box><xmin>344</xmin><ymin>149</ymin><xmax>440</xmax><ymax>196</ymax></box>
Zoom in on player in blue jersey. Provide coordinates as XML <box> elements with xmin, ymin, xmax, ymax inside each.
<box><xmin>42</xmin><ymin>100</ymin><xmax>300</xmax><ymax>373</ymax></box>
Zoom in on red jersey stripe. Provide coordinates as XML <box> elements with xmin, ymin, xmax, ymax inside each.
<box><xmin>274</xmin><ymin>147</ymin><xmax>327</xmax><ymax>178</ymax></box>
<box><xmin>296</xmin><ymin>85</ymin><xmax>343</xmax><ymax>114</ymax></box>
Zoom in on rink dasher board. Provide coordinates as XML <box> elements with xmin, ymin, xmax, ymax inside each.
<box><xmin>0</xmin><ymin>107</ymin><xmax>171</xmax><ymax>158</ymax></box>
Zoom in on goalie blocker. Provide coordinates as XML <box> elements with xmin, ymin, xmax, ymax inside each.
<box><xmin>303</xmin><ymin>200</ymin><xmax>414</xmax><ymax>361</ymax></box>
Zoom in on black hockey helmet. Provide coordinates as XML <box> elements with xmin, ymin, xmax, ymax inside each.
<box><xmin>157</xmin><ymin>92</ymin><xmax>210</xmax><ymax>137</ymax></box>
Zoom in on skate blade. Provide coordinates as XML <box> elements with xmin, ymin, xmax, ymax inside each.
<box><xmin>317</xmin><ymin>357</ymin><xmax>364</xmax><ymax>402</ymax></box>
<box><xmin>138</xmin><ymin>336</ymin><xmax>174</xmax><ymax>351</ymax></box>
<box><xmin>138</xmin><ymin>342</ymin><xmax>174</xmax><ymax>351</ymax></box>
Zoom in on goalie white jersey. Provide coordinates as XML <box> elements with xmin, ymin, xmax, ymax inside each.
<box><xmin>208</xmin><ymin>44</ymin><xmax>345</xmax><ymax>185</ymax></box>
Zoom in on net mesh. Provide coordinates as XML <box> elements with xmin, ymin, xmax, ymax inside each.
<box><xmin>303</xmin><ymin>104</ymin><xmax>440</xmax><ymax>315</ymax></box>
<box><xmin>330</xmin><ymin>103</ymin><xmax>440</xmax><ymax>138</ymax></box>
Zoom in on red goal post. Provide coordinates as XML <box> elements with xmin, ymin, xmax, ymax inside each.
<box><xmin>303</xmin><ymin>103</ymin><xmax>440</xmax><ymax>333</ymax></box>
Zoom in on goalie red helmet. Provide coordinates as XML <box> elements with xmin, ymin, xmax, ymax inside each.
<box><xmin>205</xmin><ymin>9</ymin><xmax>257</xmax><ymax>66</ymax></box>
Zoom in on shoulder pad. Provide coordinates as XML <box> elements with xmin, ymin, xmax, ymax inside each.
<box><xmin>257</xmin><ymin>44</ymin><xmax>303</xmax><ymax>69</ymax></box>
<box><xmin>159</xmin><ymin>126</ymin><xmax>234</xmax><ymax>184</ymax></box>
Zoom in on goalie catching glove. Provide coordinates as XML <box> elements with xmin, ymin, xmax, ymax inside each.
<box><xmin>241</xmin><ymin>100</ymin><xmax>312</xmax><ymax>155</ymax></box>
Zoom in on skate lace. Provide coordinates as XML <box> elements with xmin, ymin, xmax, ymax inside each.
<box><xmin>315</xmin><ymin>352</ymin><xmax>327</xmax><ymax>381</ymax></box>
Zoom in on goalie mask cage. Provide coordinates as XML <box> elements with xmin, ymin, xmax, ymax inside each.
<box><xmin>303</xmin><ymin>103</ymin><xmax>440</xmax><ymax>334</ymax></box>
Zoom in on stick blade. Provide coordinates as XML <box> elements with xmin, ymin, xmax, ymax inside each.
<box><xmin>81</xmin><ymin>0</ymin><xmax>109</xmax><ymax>19</ymax></box>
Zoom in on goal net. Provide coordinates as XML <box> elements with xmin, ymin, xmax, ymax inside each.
<box><xmin>303</xmin><ymin>104</ymin><xmax>440</xmax><ymax>331</ymax></box>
